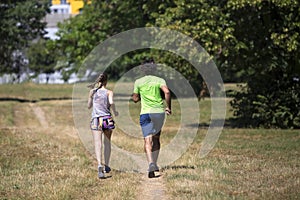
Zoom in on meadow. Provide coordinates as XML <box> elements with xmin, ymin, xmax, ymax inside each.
<box><xmin>0</xmin><ymin>83</ymin><xmax>299</xmax><ymax>199</ymax></box>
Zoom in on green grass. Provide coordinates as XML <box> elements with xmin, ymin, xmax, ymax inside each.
<box><xmin>0</xmin><ymin>102</ymin><xmax>15</xmax><ymax>126</ymax></box>
<box><xmin>0</xmin><ymin>83</ymin><xmax>73</xmax><ymax>101</ymax></box>
<box><xmin>0</xmin><ymin>83</ymin><xmax>299</xmax><ymax>199</ymax></box>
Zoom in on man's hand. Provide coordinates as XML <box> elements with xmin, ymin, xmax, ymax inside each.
<box><xmin>165</xmin><ymin>107</ymin><xmax>172</xmax><ymax>115</ymax></box>
<box><xmin>132</xmin><ymin>93</ymin><xmax>140</xmax><ymax>103</ymax></box>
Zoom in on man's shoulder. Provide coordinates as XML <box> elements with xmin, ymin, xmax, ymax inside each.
<box><xmin>151</xmin><ymin>75</ymin><xmax>166</xmax><ymax>84</ymax></box>
<box><xmin>151</xmin><ymin>75</ymin><xmax>164</xmax><ymax>80</ymax></box>
<box><xmin>135</xmin><ymin>76</ymin><xmax>149</xmax><ymax>84</ymax></box>
<box><xmin>135</xmin><ymin>75</ymin><xmax>166</xmax><ymax>86</ymax></box>
<box><xmin>134</xmin><ymin>77</ymin><xmax>143</xmax><ymax>85</ymax></box>
<box><xmin>141</xmin><ymin>75</ymin><xmax>165</xmax><ymax>81</ymax></box>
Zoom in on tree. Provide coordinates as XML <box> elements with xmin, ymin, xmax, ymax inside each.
<box><xmin>53</xmin><ymin>0</ymin><xmax>150</xmax><ymax>80</ymax></box>
<box><xmin>149</xmin><ymin>0</ymin><xmax>237</xmax><ymax>95</ymax></box>
<box><xmin>26</xmin><ymin>39</ymin><xmax>56</xmax><ymax>83</ymax></box>
<box><xmin>228</xmin><ymin>0</ymin><xmax>300</xmax><ymax>128</ymax></box>
<box><xmin>50</xmin><ymin>0</ymin><xmax>300</xmax><ymax>128</ymax></box>
<box><xmin>151</xmin><ymin>0</ymin><xmax>300</xmax><ymax>128</ymax></box>
<box><xmin>0</xmin><ymin>0</ymin><xmax>50</xmax><ymax>76</ymax></box>
<box><xmin>53</xmin><ymin>0</ymin><xmax>233</xmax><ymax>94</ymax></box>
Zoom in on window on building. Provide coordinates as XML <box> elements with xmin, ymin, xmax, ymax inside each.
<box><xmin>60</xmin><ymin>0</ymin><xmax>67</xmax><ymax>4</ymax></box>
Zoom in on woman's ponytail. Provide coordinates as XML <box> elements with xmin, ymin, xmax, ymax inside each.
<box><xmin>87</xmin><ymin>73</ymin><xmax>108</xmax><ymax>89</ymax></box>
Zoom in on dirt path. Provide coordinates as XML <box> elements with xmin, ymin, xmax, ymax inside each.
<box><xmin>29</xmin><ymin>102</ymin><xmax>78</xmax><ymax>138</ymax></box>
<box><xmin>29</xmin><ymin>103</ymin><xmax>49</xmax><ymax>128</ymax></box>
<box><xmin>29</xmin><ymin>101</ymin><xmax>169</xmax><ymax>199</ymax></box>
<box><xmin>137</xmin><ymin>172</ymin><xmax>169</xmax><ymax>200</ymax></box>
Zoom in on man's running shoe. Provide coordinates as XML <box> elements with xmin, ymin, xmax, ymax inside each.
<box><xmin>98</xmin><ymin>166</ymin><xmax>105</xmax><ymax>179</ymax></box>
<box><xmin>148</xmin><ymin>163</ymin><xmax>156</xmax><ymax>178</ymax></box>
<box><xmin>104</xmin><ymin>165</ymin><xmax>111</xmax><ymax>173</ymax></box>
<box><xmin>154</xmin><ymin>163</ymin><xmax>159</xmax><ymax>172</ymax></box>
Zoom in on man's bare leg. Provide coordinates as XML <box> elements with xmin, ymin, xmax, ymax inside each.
<box><xmin>152</xmin><ymin>134</ymin><xmax>160</xmax><ymax>171</ymax></box>
<box><xmin>144</xmin><ymin>136</ymin><xmax>153</xmax><ymax>164</ymax></box>
<box><xmin>145</xmin><ymin>135</ymin><xmax>157</xmax><ymax>178</ymax></box>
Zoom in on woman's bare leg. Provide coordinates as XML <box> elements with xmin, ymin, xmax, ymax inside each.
<box><xmin>103</xmin><ymin>130</ymin><xmax>112</xmax><ymax>166</ymax></box>
<box><xmin>92</xmin><ymin>130</ymin><xmax>103</xmax><ymax>166</ymax></box>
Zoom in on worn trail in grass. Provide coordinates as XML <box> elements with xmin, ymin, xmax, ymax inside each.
<box><xmin>137</xmin><ymin>174</ymin><xmax>169</xmax><ymax>200</ymax></box>
<box><xmin>0</xmin><ymin>100</ymin><xmax>141</xmax><ymax>199</ymax></box>
<box><xmin>30</xmin><ymin>101</ymin><xmax>169</xmax><ymax>200</ymax></box>
<box><xmin>1</xmin><ymin>83</ymin><xmax>299</xmax><ymax>199</ymax></box>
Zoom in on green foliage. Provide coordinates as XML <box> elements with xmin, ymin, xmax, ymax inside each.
<box><xmin>0</xmin><ymin>0</ymin><xmax>50</xmax><ymax>74</ymax></box>
<box><xmin>26</xmin><ymin>39</ymin><xmax>56</xmax><ymax>82</ymax></box>
<box><xmin>154</xmin><ymin>0</ymin><xmax>234</xmax><ymax>56</ymax></box>
<box><xmin>53</xmin><ymin>0</ymin><xmax>149</xmax><ymax>80</ymax></box>
<box><xmin>231</xmin><ymin>75</ymin><xmax>300</xmax><ymax>129</ymax></box>
<box><xmin>228</xmin><ymin>0</ymin><xmax>300</xmax><ymax>128</ymax></box>
<box><xmin>231</xmin><ymin>76</ymin><xmax>300</xmax><ymax>128</ymax></box>
<box><xmin>152</xmin><ymin>0</ymin><xmax>237</xmax><ymax>86</ymax></box>
<box><xmin>48</xmin><ymin>0</ymin><xmax>299</xmax><ymax>128</ymax></box>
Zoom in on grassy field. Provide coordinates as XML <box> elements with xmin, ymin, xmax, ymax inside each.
<box><xmin>0</xmin><ymin>83</ymin><xmax>299</xmax><ymax>199</ymax></box>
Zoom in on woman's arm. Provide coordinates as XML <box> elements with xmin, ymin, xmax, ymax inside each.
<box><xmin>87</xmin><ymin>89</ymin><xmax>94</xmax><ymax>109</ymax></box>
<box><xmin>108</xmin><ymin>90</ymin><xmax>119</xmax><ymax>116</ymax></box>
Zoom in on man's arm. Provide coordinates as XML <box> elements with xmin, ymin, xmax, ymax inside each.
<box><xmin>161</xmin><ymin>85</ymin><xmax>171</xmax><ymax>115</ymax></box>
<box><xmin>132</xmin><ymin>93</ymin><xmax>140</xmax><ymax>103</ymax></box>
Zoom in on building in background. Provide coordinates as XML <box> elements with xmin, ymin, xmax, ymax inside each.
<box><xmin>23</xmin><ymin>0</ymin><xmax>88</xmax><ymax>83</ymax></box>
<box><xmin>51</xmin><ymin>0</ymin><xmax>86</xmax><ymax>15</ymax></box>
<box><xmin>0</xmin><ymin>1</ymin><xmax>90</xmax><ymax>83</ymax></box>
<box><xmin>44</xmin><ymin>0</ymin><xmax>88</xmax><ymax>39</ymax></box>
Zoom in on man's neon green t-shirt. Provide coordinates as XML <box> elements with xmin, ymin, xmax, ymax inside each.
<box><xmin>133</xmin><ymin>75</ymin><xmax>166</xmax><ymax>114</ymax></box>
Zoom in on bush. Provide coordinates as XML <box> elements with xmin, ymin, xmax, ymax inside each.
<box><xmin>231</xmin><ymin>74</ymin><xmax>300</xmax><ymax>129</ymax></box>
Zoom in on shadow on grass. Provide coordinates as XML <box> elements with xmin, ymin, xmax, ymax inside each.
<box><xmin>100</xmin><ymin>175</ymin><xmax>112</xmax><ymax>180</ymax></box>
<box><xmin>0</xmin><ymin>97</ymin><xmax>38</xmax><ymax>103</ymax></box>
<box><xmin>188</xmin><ymin>118</ymin><xmax>241</xmax><ymax>129</ymax></box>
<box><xmin>0</xmin><ymin>97</ymin><xmax>73</xmax><ymax>103</ymax></box>
<box><xmin>150</xmin><ymin>174</ymin><xmax>162</xmax><ymax>179</ymax></box>
<box><xmin>161</xmin><ymin>165</ymin><xmax>195</xmax><ymax>172</ymax></box>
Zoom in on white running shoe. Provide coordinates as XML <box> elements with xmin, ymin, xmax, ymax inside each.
<box><xmin>98</xmin><ymin>166</ymin><xmax>105</xmax><ymax>179</ymax></box>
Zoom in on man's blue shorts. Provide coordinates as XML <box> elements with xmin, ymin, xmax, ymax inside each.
<box><xmin>139</xmin><ymin>113</ymin><xmax>165</xmax><ymax>138</ymax></box>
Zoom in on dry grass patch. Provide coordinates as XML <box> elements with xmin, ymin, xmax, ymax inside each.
<box><xmin>0</xmin><ymin>98</ymin><xmax>141</xmax><ymax>200</ymax></box>
<box><xmin>0</xmin><ymin>127</ymin><xmax>141</xmax><ymax>200</ymax></box>
<box><xmin>0</xmin><ymin>102</ymin><xmax>14</xmax><ymax>126</ymax></box>
<box><xmin>163</xmin><ymin>129</ymin><xmax>300</xmax><ymax>199</ymax></box>
<box><xmin>1</xmin><ymin>83</ymin><xmax>299</xmax><ymax>200</ymax></box>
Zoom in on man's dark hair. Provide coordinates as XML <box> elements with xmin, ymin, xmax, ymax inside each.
<box><xmin>142</xmin><ymin>57</ymin><xmax>155</xmax><ymax>64</ymax></box>
<box><xmin>140</xmin><ymin>57</ymin><xmax>156</xmax><ymax>75</ymax></box>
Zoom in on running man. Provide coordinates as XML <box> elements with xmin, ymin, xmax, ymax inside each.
<box><xmin>132</xmin><ymin>58</ymin><xmax>171</xmax><ymax>178</ymax></box>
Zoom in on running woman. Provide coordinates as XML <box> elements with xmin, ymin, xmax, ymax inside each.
<box><xmin>88</xmin><ymin>73</ymin><xmax>118</xmax><ymax>179</ymax></box>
